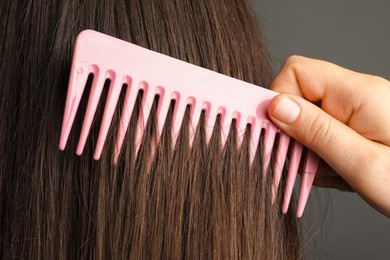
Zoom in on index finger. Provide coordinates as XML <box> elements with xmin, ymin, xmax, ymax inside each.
<box><xmin>270</xmin><ymin>56</ymin><xmax>362</xmax><ymax>123</ymax></box>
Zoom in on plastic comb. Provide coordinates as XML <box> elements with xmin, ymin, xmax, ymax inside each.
<box><xmin>59</xmin><ymin>30</ymin><xmax>320</xmax><ymax>217</ymax></box>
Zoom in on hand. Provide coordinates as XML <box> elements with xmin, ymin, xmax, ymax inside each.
<box><xmin>267</xmin><ymin>56</ymin><xmax>390</xmax><ymax>217</ymax></box>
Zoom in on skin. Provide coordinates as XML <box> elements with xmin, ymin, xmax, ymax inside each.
<box><xmin>267</xmin><ymin>55</ymin><xmax>390</xmax><ymax>217</ymax></box>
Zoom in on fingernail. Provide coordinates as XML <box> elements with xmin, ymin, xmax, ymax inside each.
<box><xmin>271</xmin><ymin>97</ymin><xmax>300</xmax><ymax>124</ymax></box>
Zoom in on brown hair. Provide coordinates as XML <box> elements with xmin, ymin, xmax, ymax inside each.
<box><xmin>0</xmin><ymin>0</ymin><xmax>300</xmax><ymax>258</ymax></box>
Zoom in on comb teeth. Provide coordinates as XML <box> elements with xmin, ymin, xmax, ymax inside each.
<box><xmin>59</xmin><ymin>30</ymin><xmax>320</xmax><ymax>217</ymax></box>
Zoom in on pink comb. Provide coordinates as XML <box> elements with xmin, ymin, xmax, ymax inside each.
<box><xmin>59</xmin><ymin>30</ymin><xmax>319</xmax><ymax>217</ymax></box>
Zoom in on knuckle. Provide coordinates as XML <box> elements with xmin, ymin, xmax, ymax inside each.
<box><xmin>367</xmin><ymin>148</ymin><xmax>389</xmax><ymax>175</ymax></box>
<box><xmin>371</xmin><ymin>75</ymin><xmax>389</xmax><ymax>87</ymax></box>
<box><xmin>284</xmin><ymin>55</ymin><xmax>303</xmax><ymax>67</ymax></box>
<box><xmin>283</xmin><ymin>55</ymin><xmax>309</xmax><ymax>78</ymax></box>
<box><xmin>353</xmin><ymin>147</ymin><xmax>390</xmax><ymax>215</ymax></box>
<box><xmin>305</xmin><ymin>114</ymin><xmax>333</xmax><ymax>149</ymax></box>
<box><xmin>357</xmin><ymin>148</ymin><xmax>388</xmax><ymax>189</ymax></box>
<box><xmin>375</xmin><ymin>76</ymin><xmax>390</xmax><ymax>95</ymax></box>
<box><xmin>354</xmin><ymin>142</ymin><xmax>389</xmax><ymax>175</ymax></box>
<box><xmin>364</xmin><ymin>75</ymin><xmax>390</xmax><ymax>92</ymax></box>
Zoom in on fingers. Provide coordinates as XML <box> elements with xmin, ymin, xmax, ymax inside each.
<box><xmin>267</xmin><ymin>56</ymin><xmax>390</xmax><ymax>217</ymax></box>
<box><xmin>314</xmin><ymin>162</ymin><xmax>355</xmax><ymax>192</ymax></box>
<box><xmin>313</xmin><ymin>177</ymin><xmax>354</xmax><ymax>192</ymax></box>
<box><xmin>269</xmin><ymin>93</ymin><xmax>390</xmax><ymax>216</ymax></box>
<box><xmin>270</xmin><ymin>56</ymin><xmax>390</xmax><ymax>146</ymax></box>
<box><xmin>268</xmin><ymin>94</ymin><xmax>371</xmax><ymax>180</ymax></box>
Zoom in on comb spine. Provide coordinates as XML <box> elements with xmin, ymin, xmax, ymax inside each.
<box><xmin>62</xmin><ymin>31</ymin><xmax>321</xmax><ymax>217</ymax></box>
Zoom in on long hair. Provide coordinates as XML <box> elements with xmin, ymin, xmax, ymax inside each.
<box><xmin>0</xmin><ymin>0</ymin><xmax>300</xmax><ymax>258</ymax></box>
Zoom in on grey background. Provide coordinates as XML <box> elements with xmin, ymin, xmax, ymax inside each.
<box><xmin>252</xmin><ymin>1</ymin><xmax>390</xmax><ymax>259</ymax></box>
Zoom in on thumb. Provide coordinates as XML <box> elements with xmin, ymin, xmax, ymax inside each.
<box><xmin>268</xmin><ymin>94</ymin><xmax>374</xmax><ymax>181</ymax></box>
<box><xmin>268</xmin><ymin>94</ymin><xmax>390</xmax><ymax>216</ymax></box>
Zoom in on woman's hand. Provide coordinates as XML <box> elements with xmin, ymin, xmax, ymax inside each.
<box><xmin>267</xmin><ymin>56</ymin><xmax>390</xmax><ymax>217</ymax></box>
